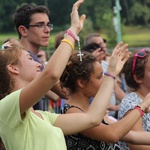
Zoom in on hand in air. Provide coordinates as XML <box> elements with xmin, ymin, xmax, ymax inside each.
<box><xmin>108</xmin><ymin>42</ymin><xmax>132</xmax><ymax>76</ymax></box>
<box><xmin>70</xmin><ymin>0</ymin><xmax>86</xmax><ymax>34</ymax></box>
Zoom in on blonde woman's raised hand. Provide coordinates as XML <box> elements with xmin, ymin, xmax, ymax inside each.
<box><xmin>70</xmin><ymin>0</ymin><xmax>86</xmax><ymax>35</ymax></box>
<box><xmin>107</xmin><ymin>42</ymin><xmax>132</xmax><ymax>76</ymax></box>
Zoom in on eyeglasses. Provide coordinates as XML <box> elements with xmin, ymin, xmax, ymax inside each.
<box><xmin>132</xmin><ymin>49</ymin><xmax>149</xmax><ymax>75</ymax></box>
<box><xmin>25</xmin><ymin>23</ymin><xmax>53</xmax><ymax>30</ymax></box>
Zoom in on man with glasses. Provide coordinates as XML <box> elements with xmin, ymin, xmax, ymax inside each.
<box><xmin>13</xmin><ymin>4</ymin><xmax>67</xmax><ymax>111</ymax></box>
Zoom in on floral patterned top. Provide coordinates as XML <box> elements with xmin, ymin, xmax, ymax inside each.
<box><xmin>61</xmin><ymin>103</ymin><xmax>120</xmax><ymax>150</ymax></box>
<box><xmin>118</xmin><ymin>92</ymin><xmax>150</xmax><ymax>150</ymax></box>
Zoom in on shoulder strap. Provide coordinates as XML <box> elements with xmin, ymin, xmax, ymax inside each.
<box><xmin>61</xmin><ymin>103</ymin><xmax>84</xmax><ymax>114</ymax></box>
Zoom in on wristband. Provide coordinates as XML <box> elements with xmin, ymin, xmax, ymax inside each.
<box><xmin>134</xmin><ymin>105</ymin><xmax>144</xmax><ymax>117</ymax></box>
<box><xmin>61</xmin><ymin>39</ymin><xmax>74</xmax><ymax>51</ymax></box>
<box><xmin>104</xmin><ymin>72</ymin><xmax>116</xmax><ymax>80</ymax></box>
<box><xmin>65</xmin><ymin>29</ymin><xmax>79</xmax><ymax>42</ymax></box>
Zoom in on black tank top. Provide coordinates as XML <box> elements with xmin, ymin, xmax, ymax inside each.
<box><xmin>61</xmin><ymin>103</ymin><xmax>120</xmax><ymax>150</ymax></box>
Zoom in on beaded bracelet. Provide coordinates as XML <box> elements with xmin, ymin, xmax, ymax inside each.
<box><xmin>64</xmin><ymin>29</ymin><xmax>83</xmax><ymax>61</ymax></box>
<box><xmin>134</xmin><ymin>105</ymin><xmax>144</xmax><ymax>117</ymax></box>
<box><xmin>61</xmin><ymin>39</ymin><xmax>74</xmax><ymax>51</ymax></box>
<box><xmin>104</xmin><ymin>72</ymin><xmax>116</xmax><ymax>80</ymax></box>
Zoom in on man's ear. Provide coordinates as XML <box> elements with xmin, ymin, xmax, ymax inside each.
<box><xmin>77</xmin><ymin>78</ymin><xmax>86</xmax><ymax>88</ymax></box>
<box><xmin>7</xmin><ymin>64</ymin><xmax>19</xmax><ymax>75</ymax></box>
<box><xmin>18</xmin><ymin>25</ymin><xmax>28</xmax><ymax>37</ymax></box>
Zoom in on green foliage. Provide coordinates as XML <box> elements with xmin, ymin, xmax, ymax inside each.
<box><xmin>48</xmin><ymin>0</ymin><xmax>75</xmax><ymax>26</ymax></box>
<box><xmin>79</xmin><ymin>18</ymin><xmax>94</xmax><ymax>47</ymax></box>
<box><xmin>0</xmin><ymin>0</ymin><xmax>17</xmax><ymax>32</ymax></box>
<box><xmin>122</xmin><ymin>26</ymin><xmax>150</xmax><ymax>48</ymax></box>
<box><xmin>0</xmin><ymin>33</ymin><xmax>18</xmax><ymax>48</ymax></box>
<box><xmin>120</xmin><ymin>0</ymin><xmax>150</xmax><ymax>25</ymax></box>
<box><xmin>1</xmin><ymin>25</ymin><xmax>150</xmax><ymax>52</ymax></box>
<box><xmin>1</xmin><ymin>0</ymin><xmax>150</xmax><ymax>33</ymax></box>
<box><xmin>129</xmin><ymin>3</ymin><xmax>150</xmax><ymax>25</ymax></box>
<box><xmin>1</xmin><ymin>0</ymin><xmax>150</xmax><ymax>49</ymax></box>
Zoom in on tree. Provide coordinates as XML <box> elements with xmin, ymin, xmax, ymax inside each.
<box><xmin>0</xmin><ymin>0</ymin><xmax>17</xmax><ymax>32</ymax></box>
<box><xmin>120</xmin><ymin>0</ymin><xmax>150</xmax><ymax>25</ymax></box>
<box><xmin>130</xmin><ymin>2</ymin><xmax>150</xmax><ymax>25</ymax></box>
<box><xmin>48</xmin><ymin>0</ymin><xmax>75</xmax><ymax>27</ymax></box>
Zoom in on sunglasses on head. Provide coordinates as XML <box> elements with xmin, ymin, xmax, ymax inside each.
<box><xmin>132</xmin><ymin>48</ymin><xmax>150</xmax><ymax>76</ymax></box>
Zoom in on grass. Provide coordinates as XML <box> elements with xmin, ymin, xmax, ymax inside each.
<box><xmin>1</xmin><ymin>26</ymin><xmax>150</xmax><ymax>51</ymax></box>
<box><xmin>122</xmin><ymin>26</ymin><xmax>150</xmax><ymax>48</ymax></box>
<box><xmin>0</xmin><ymin>33</ymin><xmax>56</xmax><ymax>45</ymax></box>
<box><xmin>0</xmin><ymin>32</ymin><xmax>58</xmax><ymax>57</ymax></box>
<box><xmin>0</xmin><ymin>32</ymin><xmax>56</xmax><ymax>49</ymax></box>
<box><xmin>0</xmin><ymin>33</ymin><xmax>18</xmax><ymax>44</ymax></box>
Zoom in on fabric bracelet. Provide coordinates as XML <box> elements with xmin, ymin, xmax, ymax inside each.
<box><xmin>104</xmin><ymin>72</ymin><xmax>116</xmax><ymax>80</ymax></box>
<box><xmin>65</xmin><ymin>29</ymin><xmax>79</xmax><ymax>42</ymax></box>
<box><xmin>61</xmin><ymin>39</ymin><xmax>74</xmax><ymax>51</ymax></box>
<box><xmin>134</xmin><ymin>105</ymin><xmax>144</xmax><ymax>117</ymax></box>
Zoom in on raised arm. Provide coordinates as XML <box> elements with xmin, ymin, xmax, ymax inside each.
<box><xmin>20</xmin><ymin>0</ymin><xmax>86</xmax><ymax>114</ymax></box>
<box><xmin>80</xmin><ymin>97</ymin><xmax>150</xmax><ymax>143</ymax></box>
<box><xmin>86</xmin><ymin>42</ymin><xmax>131</xmax><ymax>123</ymax></box>
<box><xmin>120</xmin><ymin>92</ymin><xmax>150</xmax><ymax>150</ymax></box>
<box><xmin>54</xmin><ymin>42</ymin><xmax>132</xmax><ymax>134</ymax></box>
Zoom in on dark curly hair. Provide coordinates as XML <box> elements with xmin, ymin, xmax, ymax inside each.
<box><xmin>122</xmin><ymin>48</ymin><xmax>150</xmax><ymax>91</ymax></box>
<box><xmin>60</xmin><ymin>51</ymin><xmax>97</xmax><ymax>94</ymax></box>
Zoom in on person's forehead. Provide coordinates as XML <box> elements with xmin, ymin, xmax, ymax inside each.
<box><xmin>19</xmin><ymin>50</ymin><xmax>29</xmax><ymax>61</ymax></box>
<box><xmin>92</xmin><ymin>61</ymin><xmax>103</xmax><ymax>76</ymax></box>
<box><xmin>95</xmin><ymin>61</ymin><xmax>102</xmax><ymax>70</ymax></box>
<box><xmin>30</xmin><ymin>13</ymin><xmax>50</xmax><ymax>23</ymax></box>
<box><xmin>92</xmin><ymin>36</ymin><xmax>104</xmax><ymax>44</ymax></box>
<box><xmin>22</xmin><ymin>50</ymin><xmax>30</xmax><ymax>56</ymax></box>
